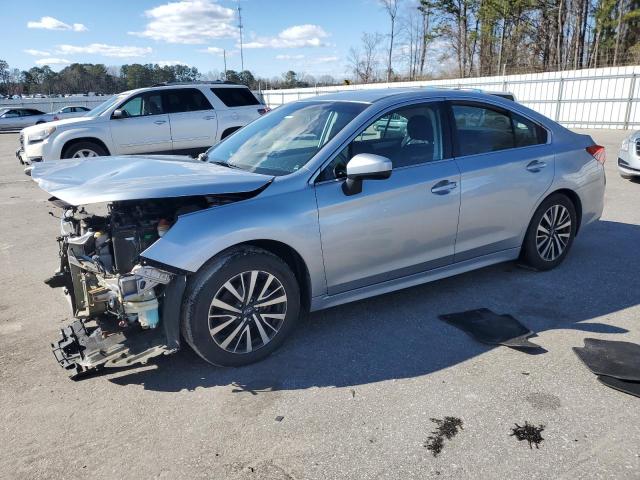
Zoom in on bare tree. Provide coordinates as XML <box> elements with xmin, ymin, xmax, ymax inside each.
<box><xmin>380</xmin><ymin>0</ymin><xmax>401</xmax><ymax>81</ymax></box>
<box><xmin>348</xmin><ymin>32</ymin><xmax>384</xmax><ymax>82</ymax></box>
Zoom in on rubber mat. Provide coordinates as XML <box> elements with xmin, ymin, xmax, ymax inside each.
<box><xmin>438</xmin><ymin>308</ymin><xmax>541</xmax><ymax>349</ymax></box>
<box><xmin>598</xmin><ymin>376</ymin><xmax>640</xmax><ymax>398</ymax></box>
<box><xmin>573</xmin><ymin>338</ymin><xmax>640</xmax><ymax>382</ymax></box>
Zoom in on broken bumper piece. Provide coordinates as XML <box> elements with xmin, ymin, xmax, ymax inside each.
<box><xmin>52</xmin><ymin>319</ymin><xmax>175</xmax><ymax>379</ymax></box>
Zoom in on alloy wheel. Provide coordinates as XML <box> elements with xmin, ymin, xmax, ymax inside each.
<box><xmin>72</xmin><ymin>149</ymin><xmax>99</xmax><ymax>158</ymax></box>
<box><xmin>536</xmin><ymin>204</ymin><xmax>572</xmax><ymax>261</ymax></box>
<box><xmin>208</xmin><ymin>270</ymin><xmax>287</xmax><ymax>354</ymax></box>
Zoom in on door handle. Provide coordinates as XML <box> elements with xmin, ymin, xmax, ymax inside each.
<box><xmin>526</xmin><ymin>160</ymin><xmax>547</xmax><ymax>172</ymax></box>
<box><xmin>153</xmin><ymin>120</ymin><xmax>166</xmax><ymax>125</ymax></box>
<box><xmin>431</xmin><ymin>180</ymin><xmax>458</xmax><ymax>195</ymax></box>
<box><xmin>204</xmin><ymin>115</ymin><xmax>216</xmax><ymax>120</ymax></box>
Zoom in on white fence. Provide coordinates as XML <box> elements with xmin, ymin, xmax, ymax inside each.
<box><xmin>0</xmin><ymin>96</ymin><xmax>111</xmax><ymax>112</ymax></box>
<box><xmin>261</xmin><ymin>65</ymin><xmax>640</xmax><ymax>130</ymax></box>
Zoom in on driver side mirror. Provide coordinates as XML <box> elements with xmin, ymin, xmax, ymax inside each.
<box><xmin>342</xmin><ymin>153</ymin><xmax>392</xmax><ymax>196</ymax></box>
<box><xmin>111</xmin><ymin>109</ymin><xmax>125</xmax><ymax>119</ymax></box>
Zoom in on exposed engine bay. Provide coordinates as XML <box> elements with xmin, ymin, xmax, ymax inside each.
<box><xmin>47</xmin><ymin>196</ymin><xmax>214</xmax><ymax>378</ymax></box>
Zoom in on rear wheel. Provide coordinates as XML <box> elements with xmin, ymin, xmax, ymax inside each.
<box><xmin>182</xmin><ymin>246</ymin><xmax>301</xmax><ymax>367</ymax></box>
<box><xmin>520</xmin><ymin>194</ymin><xmax>577</xmax><ymax>271</ymax></box>
<box><xmin>63</xmin><ymin>141</ymin><xmax>107</xmax><ymax>159</ymax></box>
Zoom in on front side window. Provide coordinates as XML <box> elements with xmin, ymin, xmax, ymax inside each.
<box><xmin>318</xmin><ymin>102</ymin><xmax>446</xmax><ymax>181</ymax></box>
<box><xmin>117</xmin><ymin>93</ymin><xmax>164</xmax><ymax>118</ymax></box>
<box><xmin>205</xmin><ymin>101</ymin><xmax>367</xmax><ymax>176</ymax></box>
<box><xmin>164</xmin><ymin>88</ymin><xmax>213</xmax><ymax>113</ymax></box>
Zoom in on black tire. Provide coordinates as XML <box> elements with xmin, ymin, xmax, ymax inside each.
<box><xmin>182</xmin><ymin>246</ymin><xmax>301</xmax><ymax>367</ymax></box>
<box><xmin>520</xmin><ymin>193</ymin><xmax>577</xmax><ymax>271</ymax></box>
<box><xmin>62</xmin><ymin>141</ymin><xmax>108</xmax><ymax>159</ymax></box>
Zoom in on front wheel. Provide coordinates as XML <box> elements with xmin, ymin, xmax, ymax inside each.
<box><xmin>182</xmin><ymin>246</ymin><xmax>301</xmax><ymax>367</ymax></box>
<box><xmin>520</xmin><ymin>194</ymin><xmax>577</xmax><ymax>271</ymax></box>
<box><xmin>62</xmin><ymin>141</ymin><xmax>108</xmax><ymax>159</ymax></box>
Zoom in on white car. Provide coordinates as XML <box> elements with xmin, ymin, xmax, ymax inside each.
<box><xmin>618</xmin><ymin>130</ymin><xmax>640</xmax><ymax>179</ymax></box>
<box><xmin>0</xmin><ymin>107</ymin><xmax>54</xmax><ymax>131</ymax></box>
<box><xmin>50</xmin><ymin>105</ymin><xmax>91</xmax><ymax>121</ymax></box>
<box><xmin>17</xmin><ymin>82</ymin><xmax>268</xmax><ymax>165</ymax></box>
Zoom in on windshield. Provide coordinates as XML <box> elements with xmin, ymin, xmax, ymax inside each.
<box><xmin>205</xmin><ymin>101</ymin><xmax>368</xmax><ymax>176</ymax></box>
<box><xmin>84</xmin><ymin>95</ymin><xmax>125</xmax><ymax>117</ymax></box>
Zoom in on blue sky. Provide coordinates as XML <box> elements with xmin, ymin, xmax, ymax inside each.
<box><xmin>2</xmin><ymin>0</ymin><xmax>394</xmax><ymax>79</ymax></box>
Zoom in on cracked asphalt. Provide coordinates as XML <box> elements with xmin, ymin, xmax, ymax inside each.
<box><xmin>0</xmin><ymin>129</ymin><xmax>639</xmax><ymax>479</ymax></box>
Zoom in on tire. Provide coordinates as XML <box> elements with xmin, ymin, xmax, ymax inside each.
<box><xmin>520</xmin><ymin>193</ymin><xmax>577</xmax><ymax>271</ymax></box>
<box><xmin>62</xmin><ymin>141</ymin><xmax>108</xmax><ymax>159</ymax></box>
<box><xmin>182</xmin><ymin>246</ymin><xmax>301</xmax><ymax>367</ymax></box>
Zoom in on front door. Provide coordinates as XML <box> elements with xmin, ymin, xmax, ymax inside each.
<box><xmin>449</xmin><ymin>101</ymin><xmax>555</xmax><ymax>261</ymax></box>
<box><xmin>109</xmin><ymin>92</ymin><xmax>172</xmax><ymax>154</ymax></box>
<box><xmin>315</xmin><ymin>101</ymin><xmax>461</xmax><ymax>295</ymax></box>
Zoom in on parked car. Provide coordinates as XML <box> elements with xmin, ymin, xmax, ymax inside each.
<box><xmin>618</xmin><ymin>130</ymin><xmax>640</xmax><ymax>179</ymax></box>
<box><xmin>18</xmin><ymin>82</ymin><xmax>268</xmax><ymax>165</ymax></box>
<box><xmin>0</xmin><ymin>107</ymin><xmax>53</xmax><ymax>131</ymax></box>
<box><xmin>50</xmin><ymin>105</ymin><xmax>91</xmax><ymax>121</ymax></box>
<box><xmin>31</xmin><ymin>88</ymin><xmax>605</xmax><ymax>378</ymax></box>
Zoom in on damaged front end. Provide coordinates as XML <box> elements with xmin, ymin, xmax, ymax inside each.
<box><xmin>46</xmin><ymin>198</ymin><xmax>201</xmax><ymax>378</ymax></box>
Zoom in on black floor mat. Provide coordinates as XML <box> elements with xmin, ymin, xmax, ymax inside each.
<box><xmin>573</xmin><ymin>338</ymin><xmax>640</xmax><ymax>381</ymax></box>
<box><xmin>598</xmin><ymin>376</ymin><xmax>640</xmax><ymax>398</ymax></box>
<box><xmin>438</xmin><ymin>308</ymin><xmax>541</xmax><ymax>349</ymax></box>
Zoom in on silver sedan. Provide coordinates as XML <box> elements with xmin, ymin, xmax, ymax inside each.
<box><xmin>618</xmin><ymin>130</ymin><xmax>640</xmax><ymax>179</ymax></box>
<box><xmin>32</xmin><ymin>88</ymin><xmax>606</xmax><ymax>373</ymax></box>
<box><xmin>0</xmin><ymin>107</ymin><xmax>53</xmax><ymax>131</ymax></box>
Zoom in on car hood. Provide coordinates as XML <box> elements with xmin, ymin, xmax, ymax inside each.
<box><xmin>22</xmin><ymin>115</ymin><xmax>95</xmax><ymax>135</ymax></box>
<box><xmin>31</xmin><ymin>155</ymin><xmax>274</xmax><ymax>205</ymax></box>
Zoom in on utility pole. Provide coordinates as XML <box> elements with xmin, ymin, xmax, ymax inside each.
<box><xmin>223</xmin><ymin>49</ymin><xmax>227</xmax><ymax>80</ymax></box>
<box><xmin>238</xmin><ymin>6</ymin><xmax>245</xmax><ymax>72</ymax></box>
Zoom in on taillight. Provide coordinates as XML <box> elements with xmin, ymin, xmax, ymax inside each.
<box><xmin>586</xmin><ymin>144</ymin><xmax>606</xmax><ymax>164</ymax></box>
<box><xmin>257</xmin><ymin>107</ymin><xmax>271</xmax><ymax>115</ymax></box>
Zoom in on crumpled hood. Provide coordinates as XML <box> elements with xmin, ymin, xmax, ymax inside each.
<box><xmin>31</xmin><ymin>155</ymin><xmax>274</xmax><ymax>205</ymax></box>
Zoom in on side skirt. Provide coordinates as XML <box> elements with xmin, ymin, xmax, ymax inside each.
<box><xmin>310</xmin><ymin>248</ymin><xmax>521</xmax><ymax>312</ymax></box>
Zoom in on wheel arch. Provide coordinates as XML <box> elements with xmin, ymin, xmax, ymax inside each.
<box><xmin>544</xmin><ymin>188</ymin><xmax>583</xmax><ymax>234</ymax></box>
<box><xmin>61</xmin><ymin>137</ymin><xmax>111</xmax><ymax>158</ymax></box>
<box><xmin>233</xmin><ymin>239</ymin><xmax>312</xmax><ymax>314</ymax></box>
<box><xmin>220</xmin><ymin>126</ymin><xmax>242</xmax><ymax>140</ymax></box>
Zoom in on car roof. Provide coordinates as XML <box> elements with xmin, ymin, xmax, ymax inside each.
<box><xmin>121</xmin><ymin>83</ymin><xmax>250</xmax><ymax>97</ymax></box>
<box><xmin>303</xmin><ymin>87</ymin><xmax>512</xmax><ymax>104</ymax></box>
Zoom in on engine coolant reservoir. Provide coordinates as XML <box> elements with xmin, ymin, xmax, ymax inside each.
<box><xmin>123</xmin><ymin>290</ymin><xmax>159</xmax><ymax>329</ymax></box>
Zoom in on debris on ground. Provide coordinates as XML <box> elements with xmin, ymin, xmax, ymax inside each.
<box><xmin>275</xmin><ymin>416</ymin><xmax>284</xmax><ymax>422</ymax></box>
<box><xmin>510</xmin><ymin>422</ymin><xmax>545</xmax><ymax>449</ymax></box>
<box><xmin>439</xmin><ymin>308</ymin><xmax>542</xmax><ymax>350</ymax></box>
<box><xmin>423</xmin><ymin>416</ymin><xmax>464</xmax><ymax>457</ymax></box>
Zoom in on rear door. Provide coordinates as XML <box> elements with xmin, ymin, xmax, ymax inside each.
<box><xmin>210</xmin><ymin>87</ymin><xmax>263</xmax><ymax>133</ymax></box>
<box><xmin>449</xmin><ymin>101</ymin><xmax>554</xmax><ymax>261</ymax></box>
<box><xmin>109</xmin><ymin>91</ymin><xmax>172</xmax><ymax>154</ymax></box>
<box><xmin>163</xmin><ymin>88</ymin><xmax>217</xmax><ymax>153</ymax></box>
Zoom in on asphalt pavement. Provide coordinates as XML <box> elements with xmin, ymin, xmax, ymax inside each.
<box><xmin>0</xmin><ymin>129</ymin><xmax>638</xmax><ymax>479</ymax></box>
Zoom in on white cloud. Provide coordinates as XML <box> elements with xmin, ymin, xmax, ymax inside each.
<box><xmin>24</xmin><ymin>49</ymin><xmax>51</xmax><ymax>56</ymax></box>
<box><xmin>157</xmin><ymin>60</ymin><xmax>189</xmax><ymax>67</ymax></box>
<box><xmin>35</xmin><ymin>58</ymin><xmax>71</xmax><ymax>66</ymax></box>
<box><xmin>313</xmin><ymin>56</ymin><xmax>339</xmax><ymax>63</ymax></box>
<box><xmin>130</xmin><ymin>0</ymin><xmax>236</xmax><ymax>44</ymax></box>
<box><xmin>27</xmin><ymin>16</ymin><xmax>87</xmax><ymax>32</ymax></box>
<box><xmin>56</xmin><ymin>44</ymin><xmax>152</xmax><ymax>58</ymax></box>
<box><xmin>276</xmin><ymin>54</ymin><xmax>306</xmax><ymax>61</ymax></box>
<box><xmin>199</xmin><ymin>46</ymin><xmax>225</xmax><ymax>56</ymax></box>
<box><xmin>244</xmin><ymin>25</ymin><xmax>329</xmax><ymax>49</ymax></box>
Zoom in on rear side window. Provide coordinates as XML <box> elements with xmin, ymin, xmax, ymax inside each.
<box><xmin>164</xmin><ymin>88</ymin><xmax>213</xmax><ymax>113</ymax></box>
<box><xmin>512</xmin><ymin>112</ymin><xmax>547</xmax><ymax>147</ymax></box>
<box><xmin>452</xmin><ymin>103</ymin><xmax>547</xmax><ymax>156</ymax></box>
<box><xmin>211</xmin><ymin>87</ymin><xmax>260</xmax><ymax>107</ymax></box>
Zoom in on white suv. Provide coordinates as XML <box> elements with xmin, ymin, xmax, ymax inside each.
<box><xmin>17</xmin><ymin>82</ymin><xmax>268</xmax><ymax>165</ymax></box>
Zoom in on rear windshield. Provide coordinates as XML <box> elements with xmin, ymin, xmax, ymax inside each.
<box><xmin>211</xmin><ymin>87</ymin><xmax>260</xmax><ymax>107</ymax></box>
